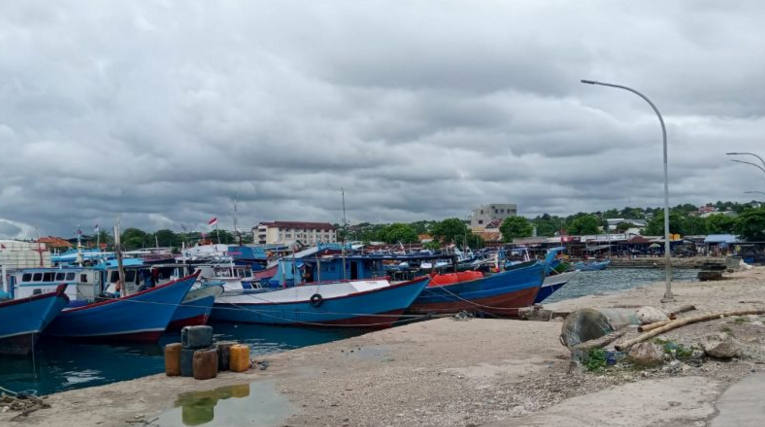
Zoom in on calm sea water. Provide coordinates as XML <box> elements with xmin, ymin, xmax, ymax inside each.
<box><xmin>0</xmin><ymin>268</ymin><xmax>700</xmax><ymax>395</ymax></box>
<box><xmin>0</xmin><ymin>322</ymin><xmax>363</xmax><ymax>396</ymax></box>
<box><xmin>544</xmin><ymin>267</ymin><xmax>700</xmax><ymax>303</ymax></box>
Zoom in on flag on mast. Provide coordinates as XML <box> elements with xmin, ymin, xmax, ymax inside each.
<box><xmin>208</xmin><ymin>217</ymin><xmax>218</xmax><ymax>226</ymax></box>
<box><xmin>94</xmin><ymin>224</ymin><xmax>99</xmax><ymax>233</ymax></box>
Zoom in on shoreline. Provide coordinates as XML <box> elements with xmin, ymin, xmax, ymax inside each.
<box><xmin>4</xmin><ymin>267</ymin><xmax>765</xmax><ymax>426</ymax></box>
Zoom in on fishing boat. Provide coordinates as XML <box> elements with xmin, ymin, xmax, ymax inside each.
<box><xmin>0</xmin><ymin>284</ymin><xmax>69</xmax><ymax>355</ymax></box>
<box><xmin>167</xmin><ymin>284</ymin><xmax>224</xmax><ymax>331</ymax></box>
<box><xmin>573</xmin><ymin>259</ymin><xmax>611</xmax><ymax>271</ymax></box>
<box><xmin>536</xmin><ymin>270</ymin><xmax>579</xmax><ymax>303</ymax></box>
<box><xmin>44</xmin><ymin>272</ymin><xmax>198</xmax><ymax>342</ymax></box>
<box><xmin>407</xmin><ymin>263</ymin><xmax>546</xmax><ymax>317</ymax></box>
<box><xmin>210</xmin><ymin>277</ymin><xmax>430</xmax><ymax>328</ymax></box>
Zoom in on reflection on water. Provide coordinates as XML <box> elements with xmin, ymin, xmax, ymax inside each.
<box><xmin>155</xmin><ymin>381</ymin><xmax>292</xmax><ymax>427</ymax></box>
<box><xmin>0</xmin><ymin>323</ymin><xmax>363</xmax><ymax>395</ymax></box>
<box><xmin>545</xmin><ymin>267</ymin><xmax>700</xmax><ymax>303</ymax></box>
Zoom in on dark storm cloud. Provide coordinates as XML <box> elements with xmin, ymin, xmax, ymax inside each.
<box><xmin>1</xmin><ymin>0</ymin><xmax>764</xmax><ymax>238</ymax></box>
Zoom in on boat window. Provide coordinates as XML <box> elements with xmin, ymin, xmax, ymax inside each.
<box><xmin>81</xmin><ymin>274</ymin><xmax>88</xmax><ymax>283</ymax></box>
<box><xmin>43</xmin><ymin>272</ymin><xmax>55</xmax><ymax>282</ymax></box>
<box><xmin>125</xmin><ymin>270</ymin><xmax>136</xmax><ymax>283</ymax></box>
<box><xmin>33</xmin><ymin>273</ymin><xmax>42</xmax><ymax>281</ymax></box>
<box><xmin>110</xmin><ymin>271</ymin><xmax>119</xmax><ymax>283</ymax></box>
<box><xmin>66</xmin><ymin>272</ymin><xmax>76</xmax><ymax>280</ymax></box>
<box><xmin>55</xmin><ymin>272</ymin><xmax>66</xmax><ymax>281</ymax></box>
<box><xmin>22</xmin><ymin>273</ymin><xmax>31</xmax><ymax>282</ymax></box>
<box><xmin>245</xmin><ymin>270</ymin><xmax>252</xmax><ymax>277</ymax></box>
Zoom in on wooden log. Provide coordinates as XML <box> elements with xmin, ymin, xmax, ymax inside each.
<box><xmin>615</xmin><ymin>308</ymin><xmax>765</xmax><ymax>351</ymax></box>
<box><xmin>638</xmin><ymin>320</ymin><xmax>672</xmax><ymax>332</ymax></box>
<box><xmin>668</xmin><ymin>305</ymin><xmax>696</xmax><ymax>320</ymax></box>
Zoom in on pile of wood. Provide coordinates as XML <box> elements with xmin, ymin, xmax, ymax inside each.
<box><xmin>1</xmin><ymin>392</ymin><xmax>50</xmax><ymax>421</ymax></box>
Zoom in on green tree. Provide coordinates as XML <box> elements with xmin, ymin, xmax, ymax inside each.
<box><xmin>642</xmin><ymin>213</ymin><xmax>685</xmax><ymax>236</ymax></box>
<box><xmin>706</xmin><ymin>214</ymin><xmax>736</xmax><ymax>234</ymax></box>
<box><xmin>378</xmin><ymin>223</ymin><xmax>419</xmax><ymax>244</ymax></box>
<box><xmin>154</xmin><ymin>229</ymin><xmax>178</xmax><ymax>247</ymax></box>
<box><xmin>682</xmin><ymin>216</ymin><xmax>707</xmax><ymax>236</ymax></box>
<box><xmin>531</xmin><ymin>214</ymin><xmax>564</xmax><ymax>237</ymax></box>
<box><xmin>567</xmin><ymin>215</ymin><xmax>601</xmax><ymax>235</ymax></box>
<box><xmin>121</xmin><ymin>228</ymin><xmax>150</xmax><ymax>250</ymax></box>
<box><xmin>734</xmin><ymin>208</ymin><xmax>765</xmax><ymax>241</ymax></box>
<box><xmin>431</xmin><ymin>218</ymin><xmax>471</xmax><ymax>245</ymax></box>
<box><xmin>499</xmin><ymin>216</ymin><xmax>533</xmax><ymax>242</ymax></box>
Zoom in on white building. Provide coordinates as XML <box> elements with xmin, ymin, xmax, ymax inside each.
<box><xmin>470</xmin><ymin>204</ymin><xmax>517</xmax><ymax>230</ymax></box>
<box><xmin>253</xmin><ymin>221</ymin><xmax>336</xmax><ymax>245</ymax></box>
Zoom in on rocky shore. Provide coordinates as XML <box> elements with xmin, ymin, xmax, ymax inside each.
<box><xmin>3</xmin><ymin>267</ymin><xmax>764</xmax><ymax>427</ymax></box>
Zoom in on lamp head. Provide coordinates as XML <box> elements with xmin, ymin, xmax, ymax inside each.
<box><xmin>581</xmin><ymin>79</ymin><xmax>597</xmax><ymax>85</ymax></box>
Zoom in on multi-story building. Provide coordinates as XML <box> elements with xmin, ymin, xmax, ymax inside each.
<box><xmin>253</xmin><ymin>221</ymin><xmax>336</xmax><ymax>245</ymax></box>
<box><xmin>470</xmin><ymin>204</ymin><xmax>517</xmax><ymax>230</ymax></box>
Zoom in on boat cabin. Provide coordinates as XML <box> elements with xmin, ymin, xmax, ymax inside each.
<box><xmin>9</xmin><ymin>268</ymin><xmax>103</xmax><ymax>307</ymax></box>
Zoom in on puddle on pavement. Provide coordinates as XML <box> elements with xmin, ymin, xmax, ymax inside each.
<box><xmin>154</xmin><ymin>380</ymin><xmax>293</xmax><ymax>427</ymax></box>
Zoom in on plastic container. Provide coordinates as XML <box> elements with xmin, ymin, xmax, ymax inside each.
<box><xmin>180</xmin><ymin>348</ymin><xmax>196</xmax><ymax>377</ymax></box>
<box><xmin>181</xmin><ymin>325</ymin><xmax>213</xmax><ymax>349</ymax></box>
<box><xmin>164</xmin><ymin>343</ymin><xmax>182</xmax><ymax>376</ymax></box>
<box><xmin>193</xmin><ymin>346</ymin><xmax>219</xmax><ymax>380</ymax></box>
<box><xmin>229</xmin><ymin>344</ymin><xmax>250</xmax><ymax>373</ymax></box>
<box><xmin>216</xmin><ymin>341</ymin><xmax>238</xmax><ymax>372</ymax></box>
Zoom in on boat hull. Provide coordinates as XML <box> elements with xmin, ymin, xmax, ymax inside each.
<box><xmin>44</xmin><ymin>274</ymin><xmax>197</xmax><ymax>343</ymax></box>
<box><xmin>536</xmin><ymin>271</ymin><xmax>579</xmax><ymax>303</ymax></box>
<box><xmin>211</xmin><ymin>277</ymin><xmax>429</xmax><ymax>328</ymax></box>
<box><xmin>167</xmin><ymin>285</ymin><xmax>223</xmax><ymax>331</ymax></box>
<box><xmin>0</xmin><ymin>285</ymin><xmax>69</xmax><ymax>356</ymax></box>
<box><xmin>407</xmin><ymin>264</ymin><xmax>545</xmax><ymax>317</ymax></box>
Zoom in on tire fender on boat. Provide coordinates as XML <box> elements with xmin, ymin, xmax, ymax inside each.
<box><xmin>310</xmin><ymin>293</ymin><xmax>323</xmax><ymax>308</ymax></box>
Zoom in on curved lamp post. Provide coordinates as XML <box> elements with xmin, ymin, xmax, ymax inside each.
<box><xmin>581</xmin><ymin>79</ymin><xmax>674</xmax><ymax>303</ymax></box>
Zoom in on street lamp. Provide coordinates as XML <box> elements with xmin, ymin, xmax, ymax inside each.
<box><xmin>581</xmin><ymin>79</ymin><xmax>674</xmax><ymax>303</ymax></box>
<box><xmin>726</xmin><ymin>152</ymin><xmax>765</xmax><ymax>170</ymax></box>
<box><xmin>744</xmin><ymin>191</ymin><xmax>765</xmax><ymax>197</ymax></box>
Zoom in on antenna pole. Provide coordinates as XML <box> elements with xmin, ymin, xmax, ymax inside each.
<box><xmin>341</xmin><ymin>188</ymin><xmax>347</xmax><ymax>281</ymax></box>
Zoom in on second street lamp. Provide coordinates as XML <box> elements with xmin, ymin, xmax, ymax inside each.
<box><xmin>581</xmin><ymin>79</ymin><xmax>674</xmax><ymax>303</ymax></box>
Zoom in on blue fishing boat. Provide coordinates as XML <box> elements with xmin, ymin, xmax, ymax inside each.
<box><xmin>211</xmin><ymin>277</ymin><xmax>429</xmax><ymax>328</ymax></box>
<box><xmin>534</xmin><ymin>247</ymin><xmax>580</xmax><ymax>303</ymax></box>
<box><xmin>407</xmin><ymin>263</ymin><xmax>546</xmax><ymax>317</ymax></box>
<box><xmin>536</xmin><ymin>271</ymin><xmax>579</xmax><ymax>303</ymax></box>
<box><xmin>167</xmin><ymin>284</ymin><xmax>224</xmax><ymax>331</ymax></box>
<box><xmin>0</xmin><ymin>285</ymin><xmax>69</xmax><ymax>355</ymax></box>
<box><xmin>573</xmin><ymin>259</ymin><xmax>611</xmax><ymax>271</ymax></box>
<box><xmin>44</xmin><ymin>273</ymin><xmax>198</xmax><ymax>342</ymax></box>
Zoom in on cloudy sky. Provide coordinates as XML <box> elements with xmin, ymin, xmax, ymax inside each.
<box><xmin>1</xmin><ymin>1</ymin><xmax>765</xmax><ymax>239</ymax></box>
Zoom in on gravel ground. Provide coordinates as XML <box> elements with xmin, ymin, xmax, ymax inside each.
<box><xmin>3</xmin><ymin>267</ymin><xmax>764</xmax><ymax>427</ymax></box>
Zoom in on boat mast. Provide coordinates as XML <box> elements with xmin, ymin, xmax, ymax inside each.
<box><xmin>114</xmin><ymin>222</ymin><xmax>126</xmax><ymax>297</ymax></box>
<box><xmin>341</xmin><ymin>187</ymin><xmax>347</xmax><ymax>281</ymax></box>
<box><xmin>233</xmin><ymin>197</ymin><xmax>240</xmax><ymax>245</ymax></box>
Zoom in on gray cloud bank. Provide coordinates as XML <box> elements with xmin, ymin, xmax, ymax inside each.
<box><xmin>1</xmin><ymin>1</ymin><xmax>764</xmax><ymax>238</ymax></box>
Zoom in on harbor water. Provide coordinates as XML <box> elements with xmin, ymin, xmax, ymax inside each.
<box><xmin>0</xmin><ymin>268</ymin><xmax>699</xmax><ymax>395</ymax></box>
<box><xmin>545</xmin><ymin>267</ymin><xmax>700</xmax><ymax>303</ymax></box>
<box><xmin>0</xmin><ymin>322</ymin><xmax>363</xmax><ymax>396</ymax></box>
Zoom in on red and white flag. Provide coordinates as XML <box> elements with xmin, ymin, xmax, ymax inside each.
<box><xmin>208</xmin><ymin>217</ymin><xmax>218</xmax><ymax>226</ymax></box>
<box><xmin>0</xmin><ymin>243</ymin><xmax>5</xmax><ymax>250</ymax></box>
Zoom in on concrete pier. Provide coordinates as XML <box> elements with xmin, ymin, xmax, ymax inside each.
<box><xmin>4</xmin><ymin>267</ymin><xmax>765</xmax><ymax>427</ymax></box>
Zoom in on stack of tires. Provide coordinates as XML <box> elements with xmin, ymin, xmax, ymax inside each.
<box><xmin>165</xmin><ymin>326</ymin><xmax>251</xmax><ymax>380</ymax></box>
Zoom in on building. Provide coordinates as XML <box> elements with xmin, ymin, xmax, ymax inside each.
<box><xmin>470</xmin><ymin>204</ymin><xmax>517</xmax><ymax>230</ymax></box>
<box><xmin>253</xmin><ymin>221</ymin><xmax>336</xmax><ymax>245</ymax></box>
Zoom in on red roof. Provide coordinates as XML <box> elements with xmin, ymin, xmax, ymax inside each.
<box><xmin>259</xmin><ymin>221</ymin><xmax>335</xmax><ymax>231</ymax></box>
<box><xmin>37</xmin><ymin>236</ymin><xmax>72</xmax><ymax>248</ymax></box>
<box><xmin>626</xmin><ymin>236</ymin><xmax>652</xmax><ymax>244</ymax></box>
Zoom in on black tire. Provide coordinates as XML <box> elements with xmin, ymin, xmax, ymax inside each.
<box><xmin>310</xmin><ymin>293</ymin><xmax>323</xmax><ymax>308</ymax></box>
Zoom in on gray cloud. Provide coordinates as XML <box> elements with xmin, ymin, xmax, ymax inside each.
<box><xmin>1</xmin><ymin>1</ymin><xmax>764</xmax><ymax>238</ymax></box>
